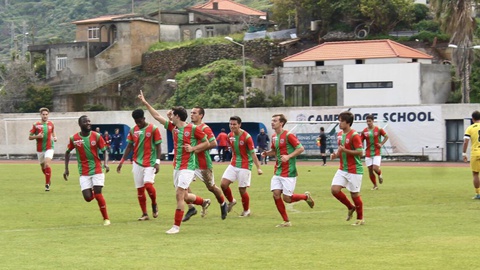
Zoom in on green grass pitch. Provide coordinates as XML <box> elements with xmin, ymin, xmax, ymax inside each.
<box><xmin>0</xmin><ymin>162</ymin><xmax>477</xmax><ymax>269</ymax></box>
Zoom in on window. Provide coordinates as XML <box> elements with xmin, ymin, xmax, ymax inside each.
<box><xmin>206</xmin><ymin>26</ymin><xmax>214</xmax><ymax>37</ymax></box>
<box><xmin>88</xmin><ymin>26</ymin><xmax>99</xmax><ymax>40</ymax></box>
<box><xmin>285</xmin><ymin>85</ymin><xmax>309</xmax><ymax>106</ymax></box>
<box><xmin>312</xmin><ymin>84</ymin><xmax>337</xmax><ymax>106</ymax></box>
<box><xmin>346</xmin><ymin>81</ymin><xmax>393</xmax><ymax>89</ymax></box>
<box><xmin>315</xmin><ymin>61</ymin><xmax>324</xmax><ymax>66</ymax></box>
<box><xmin>56</xmin><ymin>56</ymin><xmax>67</xmax><ymax>71</ymax></box>
<box><xmin>355</xmin><ymin>59</ymin><xmax>364</xmax><ymax>64</ymax></box>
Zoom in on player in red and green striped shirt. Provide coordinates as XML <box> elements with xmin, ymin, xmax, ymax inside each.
<box><xmin>29</xmin><ymin>107</ymin><xmax>57</xmax><ymax>191</ymax></box>
<box><xmin>361</xmin><ymin>114</ymin><xmax>389</xmax><ymax>190</ymax></box>
<box><xmin>261</xmin><ymin>114</ymin><xmax>315</xmax><ymax>228</ymax></box>
<box><xmin>117</xmin><ymin>109</ymin><xmax>162</xmax><ymax>221</ymax></box>
<box><xmin>182</xmin><ymin>107</ymin><xmax>227</xmax><ymax>222</ymax></box>
<box><xmin>330</xmin><ymin>111</ymin><xmax>365</xmax><ymax>226</ymax></box>
<box><xmin>63</xmin><ymin>115</ymin><xmax>110</xmax><ymax>226</ymax></box>
<box><xmin>220</xmin><ymin>116</ymin><xmax>263</xmax><ymax>218</ymax></box>
<box><xmin>138</xmin><ymin>91</ymin><xmax>211</xmax><ymax>235</ymax></box>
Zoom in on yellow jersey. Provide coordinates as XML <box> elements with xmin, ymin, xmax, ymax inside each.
<box><xmin>465</xmin><ymin>123</ymin><xmax>480</xmax><ymax>157</ymax></box>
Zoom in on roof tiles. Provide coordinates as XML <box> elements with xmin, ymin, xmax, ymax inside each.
<box><xmin>282</xmin><ymin>39</ymin><xmax>433</xmax><ymax>62</ymax></box>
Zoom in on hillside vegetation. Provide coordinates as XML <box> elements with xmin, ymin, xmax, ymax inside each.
<box><xmin>0</xmin><ymin>0</ymin><xmax>271</xmax><ymax>62</ymax></box>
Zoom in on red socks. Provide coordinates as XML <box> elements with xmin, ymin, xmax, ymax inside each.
<box><xmin>144</xmin><ymin>183</ymin><xmax>157</xmax><ymax>205</ymax></box>
<box><xmin>174</xmin><ymin>209</ymin><xmax>184</xmax><ymax>226</ymax></box>
<box><xmin>370</xmin><ymin>173</ymin><xmax>377</xmax><ymax>185</ymax></box>
<box><xmin>193</xmin><ymin>195</ymin><xmax>204</xmax><ymax>205</ymax></box>
<box><xmin>274</xmin><ymin>197</ymin><xmax>289</xmax><ymax>222</ymax></box>
<box><xmin>291</xmin><ymin>193</ymin><xmax>307</xmax><ymax>203</ymax></box>
<box><xmin>95</xmin><ymin>193</ymin><xmax>109</xmax><ymax>220</ymax></box>
<box><xmin>43</xmin><ymin>166</ymin><xmax>52</xmax><ymax>185</ymax></box>
<box><xmin>352</xmin><ymin>196</ymin><xmax>363</xmax><ymax>220</ymax></box>
<box><xmin>223</xmin><ymin>186</ymin><xmax>234</xmax><ymax>202</ymax></box>
<box><xmin>241</xmin><ymin>192</ymin><xmax>250</xmax><ymax>211</ymax></box>
<box><xmin>137</xmin><ymin>187</ymin><xmax>147</xmax><ymax>214</ymax></box>
<box><xmin>333</xmin><ymin>191</ymin><xmax>355</xmax><ymax>209</ymax></box>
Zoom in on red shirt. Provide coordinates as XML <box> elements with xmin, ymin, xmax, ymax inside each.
<box><xmin>216</xmin><ymin>132</ymin><xmax>228</xmax><ymax>147</ymax></box>
<box><xmin>29</xmin><ymin>121</ymin><xmax>55</xmax><ymax>152</ymax></box>
<box><xmin>67</xmin><ymin>131</ymin><xmax>107</xmax><ymax>176</ymax></box>
<box><xmin>228</xmin><ymin>130</ymin><xmax>255</xmax><ymax>170</ymax></box>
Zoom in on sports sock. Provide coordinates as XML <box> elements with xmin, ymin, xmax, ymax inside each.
<box><xmin>174</xmin><ymin>209</ymin><xmax>184</xmax><ymax>226</ymax></box>
<box><xmin>241</xmin><ymin>192</ymin><xmax>250</xmax><ymax>211</ymax></box>
<box><xmin>193</xmin><ymin>195</ymin><xmax>204</xmax><ymax>205</ymax></box>
<box><xmin>291</xmin><ymin>193</ymin><xmax>307</xmax><ymax>202</ymax></box>
<box><xmin>144</xmin><ymin>183</ymin><xmax>157</xmax><ymax>205</ymax></box>
<box><xmin>274</xmin><ymin>197</ymin><xmax>289</xmax><ymax>222</ymax></box>
<box><xmin>333</xmin><ymin>191</ymin><xmax>354</xmax><ymax>209</ymax></box>
<box><xmin>44</xmin><ymin>166</ymin><xmax>52</xmax><ymax>185</ymax></box>
<box><xmin>352</xmin><ymin>196</ymin><xmax>363</xmax><ymax>220</ymax></box>
<box><xmin>369</xmin><ymin>173</ymin><xmax>377</xmax><ymax>186</ymax></box>
<box><xmin>223</xmin><ymin>186</ymin><xmax>234</xmax><ymax>202</ymax></box>
<box><xmin>476</xmin><ymin>187</ymin><xmax>480</xmax><ymax>195</ymax></box>
<box><xmin>95</xmin><ymin>193</ymin><xmax>109</xmax><ymax>220</ymax></box>
<box><xmin>137</xmin><ymin>187</ymin><xmax>147</xmax><ymax>214</ymax></box>
<box><xmin>322</xmin><ymin>156</ymin><xmax>326</xmax><ymax>164</ymax></box>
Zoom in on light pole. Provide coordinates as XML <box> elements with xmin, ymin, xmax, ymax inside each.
<box><xmin>225</xmin><ymin>36</ymin><xmax>246</xmax><ymax>108</ymax></box>
<box><xmin>167</xmin><ymin>79</ymin><xmax>178</xmax><ymax>104</ymax></box>
<box><xmin>448</xmin><ymin>44</ymin><xmax>480</xmax><ymax>103</ymax></box>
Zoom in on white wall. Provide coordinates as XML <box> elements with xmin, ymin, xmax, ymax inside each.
<box><xmin>1</xmin><ymin>104</ymin><xmax>479</xmax><ymax>161</ymax></box>
<box><xmin>343</xmin><ymin>63</ymin><xmax>421</xmax><ymax>105</ymax></box>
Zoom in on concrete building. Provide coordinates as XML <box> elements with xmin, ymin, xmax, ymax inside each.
<box><xmin>275</xmin><ymin>39</ymin><xmax>451</xmax><ymax>107</ymax></box>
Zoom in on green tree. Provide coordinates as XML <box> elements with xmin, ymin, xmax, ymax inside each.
<box><xmin>247</xmin><ymin>88</ymin><xmax>284</xmax><ymax>107</ymax></box>
<box><xmin>430</xmin><ymin>0</ymin><xmax>477</xmax><ymax>103</ymax></box>
<box><xmin>359</xmin><ymin>0</ymin><xmax>415</xmax><ymax>34</ymax></box>
<box><xmin>18</xmin><ymin>85</ymin><xmax>53</xmax><ymax>112</ymax></box>
<box><xmin>0</xmin><ymin>61</ymin><xmax>37</xmax><ymax>113</ymax></box>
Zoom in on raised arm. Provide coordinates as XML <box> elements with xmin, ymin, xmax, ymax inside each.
<box><xmin>138</xmin><ymin>90</ymin><xmax>168</xmax><ymax>125</ymax></box>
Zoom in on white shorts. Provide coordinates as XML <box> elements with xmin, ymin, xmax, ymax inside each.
<box><xmin>132</xmin><ymin>162</ymin><xmax>156</xmax><ymax>188</ymax></box>
<box><xmin>193</xmin><ymin>168</ymin><xmax>215</xmax><ymax>188</ymax></box>
<box><xmin>221</xmin><ymin>165</ymin><xmax>251</xmax><ymax>188</ymax></box>
<box><xmin>365</xmin><ymin>156</ymin><xmax>382</xmax><ymax>167</ymax></box>
<box><xmin>331</xmin><ymin>169</ymin><xmax>363</xmax><ymax>193</ymax></box>
<box><xmin>173</xmin><ymin>169</ymin><xmax>195</xmax><ymax>189</ymax></box>
<box><xmin>270</xmin><ymin>175</ymin><xmax>296</xmax><ymax>196</ymax></box>
<box><xmin>79</xmin><ymin>173</ymin><xmax>105</xmax><ymax>191</ymax></box>
<box><xmin>37</xmin><ymin>149</ymin><xmax>54</xmax><ymax>164</ymax></box>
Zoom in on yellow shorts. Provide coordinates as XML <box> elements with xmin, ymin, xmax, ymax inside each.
<box><xmin>470</xmin><ymin>156</ymin><xmax>480</xmax><ymax>172</ymax></box>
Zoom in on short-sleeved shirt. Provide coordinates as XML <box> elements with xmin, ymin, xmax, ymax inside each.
<box><xmin>271</xmin><ymin>130</ymin><xmax>302</xmax><ymax>177</ymax></box>
<box><xmin>228</xmin><ymin>130</ymin><xmax>256</xmax><ymax>170</ymax></box>
<box><xmin>337</xmin><ymin>129</ymin><xmax>363</xmax><ymax>174</ymax></box>
<box><xmin>66</xmin><ymin>131</ymin><xmax>107</xmax><ymax>176</ymax></box>
<box><xmin>196</xmin><ymin>123</ymin><xmax>215</xmax><ymax>170</ymax></box>
<box><xmin>465</xmin><ymin>123</ymin><xmax>480</xmax><ymax>157</ymax></box>
<box><xmin>216</xmin><ymin>132</ymin><xmax>228</xmax><ymax>147</ymax></box>
<box><xmin>30</xmin><ymin>121</ymin><xmax>55</xmax><ymax>152</ymax></box>
<box><xmin>126</xmin><ymin>123</ymin><xmax>162</xmax><ymax>167</ymax></box>
<box><xmin>361</xmin><ymin>126</ymin><xmax>387</xmax><ymax>157</ymax></box>
<box><xmin>165</xmin><ymin>121</ymin><xmax>207</xmax><ymax>170</ymax></box>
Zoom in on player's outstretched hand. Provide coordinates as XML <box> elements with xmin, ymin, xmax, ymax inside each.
<box><xmin>104</xmin><ymin>164</ymin><xmax>110</xmax><ymax>173</ymax></box>
<box><xmin>257</xmin><ymin>168</ymin><xmax>263</xmax><ymax>175</ymax></box>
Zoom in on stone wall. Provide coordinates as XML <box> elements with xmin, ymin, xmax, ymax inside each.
<box><xmin>142</xmin><ymin>39</ymin><xmax>276</xmax><ymax>75</ymax></box>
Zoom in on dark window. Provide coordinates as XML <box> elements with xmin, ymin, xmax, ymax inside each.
<box><xmin>346</xmin><ymin>81</ymin><xmax>393</xmax><ymax>89</ymax></box>
<box><xmin>316</xmin><ymin>61</ymin><xmax>324</xmax><ymax>66</ymax></box>
<box><xmin>312</xmin><ymin>84</ymin><xmax>337</xmax><ymax>106</ymax></box>
<box><xmin>285</xmin><ymin>85</ymin><xmax>309</xmax><ymax>106</ymax></box>
<box><xmin>412</xmin><ymin>58</ymin><xmax>418</xmax><ymax>62</ymax></box>
<box><xmin>355</xmin><ymin>59</ymin><xmax>364</xmax><ymax>64</ymax></box>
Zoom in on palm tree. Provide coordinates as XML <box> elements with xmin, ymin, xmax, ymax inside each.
<box><xmin>430</xmin><ymin>0</ymin><xmax>477</xmax><ymax>103</ymax></box>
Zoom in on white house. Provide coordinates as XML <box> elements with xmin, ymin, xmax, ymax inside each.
<box><xmin>275</xmin><ymin>39</ymin><xmax>451</xmax><ymax>107</ymax></box>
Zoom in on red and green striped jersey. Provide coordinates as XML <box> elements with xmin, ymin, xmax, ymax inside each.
<box><xmin>165</xmin><ymin>121</ymin><xmax>207</xmax><ymax>170</ymax></box>
<box><xmin>228</xmin><ymin>130</ymin><xmax>255</xmax><ymax>170</ymax></box>
<box><xmin>337</xmin><ymin>129</ymin><xmax>363</xmax><ymax>174</ymax></box>
<box><xmin>361</xmin><ymin>126</ymin><xmax>387</xmax><ymax>157</ymax></box>
<box><xmin>195</xmin><ymin>123</ymin><xmax>215</xmax><ymax>170</ymax></box>
<box><xmin>271</xmin><ymin>130</ymin><xmax>302</xmax><ymax>177</ymax></box>
<box><xmin>126</xmin><ymin>123</ymin><xmax>162</xmax><ymax>167</ymax></box>
<box><xmin>29</xmin><ymin>121</ymin><xmax>55</xmax><ymax>152</ymax></box>
<box><xmin>67</xmin><ymin>131</ymin><xmax>107</xmax><ymax>176</ymax></box>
